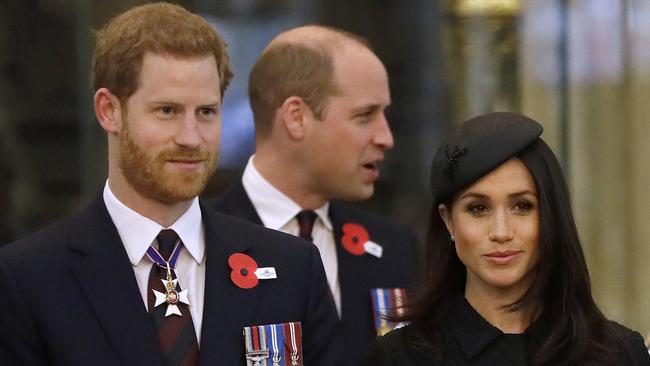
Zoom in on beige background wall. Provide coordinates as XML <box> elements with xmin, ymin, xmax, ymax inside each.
<box><xmin>521</xmin><ymin>0</ymin><xmax>650</xmax><ymax>337</ymax></box>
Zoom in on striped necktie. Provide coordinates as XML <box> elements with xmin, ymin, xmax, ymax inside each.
<box><xmin>147</xmin><ymin>229</ymin><xmax>199</xmax><ymax>366</ymax></box>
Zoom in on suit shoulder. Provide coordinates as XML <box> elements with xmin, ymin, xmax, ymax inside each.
<box><xmin>1</xmin><ymin>197</ymin><xmax>115</xmax><ymax>272</ymax></box>
<box><xmin>0</xmin><ymin>211</ymin><xmax>84</xmax><ymax>262</ymax></box>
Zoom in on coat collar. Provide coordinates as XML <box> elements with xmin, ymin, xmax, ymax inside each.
<box><xmin>445</xmin><ymin>293</ymin><xmax>549</xmax><ymax>360</ymax></box>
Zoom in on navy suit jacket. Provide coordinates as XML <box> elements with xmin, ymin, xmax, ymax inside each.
<box><xmin>0</xmin><ymin>196</ymin><xmax>341</xmax><ymax>365</ymax></box>
<box><xmin>210</xmin><ymin>180</ymin><xmax>418</xmax><ymax>366</ymax></box>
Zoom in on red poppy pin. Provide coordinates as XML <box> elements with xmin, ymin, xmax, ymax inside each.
<box><xmin>341</xmin><ymin>223</ymin><xmax>384</xmax><ymax>258</ymax></box>
<box><xmin>228</xmin><ymin>253</ymin><xmax>278</xmax><ymax>289</ymax></box>
<box><xmin>341</xmin><ymin>223</ymin><xmax>370</xmax><ymax>255</ymax></box>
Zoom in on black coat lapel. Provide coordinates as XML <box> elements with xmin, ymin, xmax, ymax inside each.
<box><xmin>70</xmin><ymin>197</ymin><xmax>162</xmax><ymax>366</ymax></box>
<box><xmin>208</xmin><ymin>179</ymin><xmax>263</xmax><ymax>225</ymax></box>
<box><xmin>328</xmin><ymin>203</ymin><xmax>374</xmax><ymax>320</ymax></box>
<box><xmin>198</xmin><ymin>205</ymin><xmax>260</xmax><ymax>365</ymax></box>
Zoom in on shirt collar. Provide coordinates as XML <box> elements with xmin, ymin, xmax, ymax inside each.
<box><xmin>242</xmin><ymin>155</ymin><xmax>332</xmax><ymax>231</ymax></box>
<box><xmin>103</xmin><ymin>181</ymin><xmax>205</xmax><ymax>266</ymax></box>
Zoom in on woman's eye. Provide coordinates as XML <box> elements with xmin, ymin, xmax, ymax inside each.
<box><xmin>466</xmin><ymin>204</ymin><xmax>488</xmax><ymax>215</ymax></box>
<box><xmin>514</xmin><ymin>201</ymin><xmax>534</xmax><ymax>213</ymax></box>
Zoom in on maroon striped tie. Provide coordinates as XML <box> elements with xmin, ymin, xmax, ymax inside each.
<box><xmin>148</xmin><ymin>229</ymin><xmax>199</xmax><ymax>366</ymax></box>
<box><xmin>296</xmin><ymin>210</ymin><xmax>317</xmax><ymax>241</ymax></box>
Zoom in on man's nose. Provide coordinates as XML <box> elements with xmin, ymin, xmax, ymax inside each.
<box><xmin>372</xmin><ymin>114</ymin><xmax>394</xmax><ymax>150</ymax></box>
<box><xmin>174</xmin><ymin>114</ymin><xmax>201</xmax><ymax>148</ymax></box>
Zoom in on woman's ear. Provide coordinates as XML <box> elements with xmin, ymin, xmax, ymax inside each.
<box><xmin>438</xmin><ymin>203</ymin><xmax>454</xmax><ymax>238</ymax></box>
<box><xmin>94</xmin><ymin>88</ymin><xmax>122</xmax><ymax>134</ymax></box>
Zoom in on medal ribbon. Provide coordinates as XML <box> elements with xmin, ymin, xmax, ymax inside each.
<box><xmin>244</xmin><ymin>325</ymin><xmax>269</xmax><ymax>366</ymax></box>
<box><xmin>371</xmin><ymin>288</ymin><xmax>408</xmax><ymax>336</ymax></box>
<box><xmin>283</xmin><ymin>322</ymin><xmax>302</xmax><ymax>365</ymax></box>
<box><xmin>266</xmin><ymin>323</ymin><xmax>283</xmax><ymax>365</ymax></box>
<box><xmin>392</xmin><ymin>288</ymin><xmax>408</xmax><ymax>329</ymax></box>
<box><xmin>393</xmin><ymin>288</ymin><xmax>405</xmax><ymax>317</ymax></box>
<box><xmin>373</xmin><ymin>288</ymin><xmax>389</xmax><ymax>332</ymax></box>
<box><xmin>146</xmin><ymin>240</ymin><xmax>182</xmax><ymax>269</ymax></box>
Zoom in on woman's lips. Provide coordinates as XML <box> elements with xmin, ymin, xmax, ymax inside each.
<box><xmin>484</xmin><ymin>250</ymin><xmax>522</xmax><ymax>264</ymax></box>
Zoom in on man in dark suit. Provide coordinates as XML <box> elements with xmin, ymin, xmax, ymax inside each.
<box><xmin>0</xmin><ymin>4</ymin><xmax>340</xmax><ymax>365</ymax></box>
<box><xmin>210</xmin><ymin>25</ymin><xmax>418</xmax><ymax>366</ymax></box>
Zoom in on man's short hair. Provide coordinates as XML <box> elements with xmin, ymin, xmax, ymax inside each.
<box><xmin>248</xmin><ymin>26</ymin><xmax>369</xmax><ymax>138</ymax></box>
<box><xmin>92</xmin><ymin>2</ymin><xmax>233</xmax><ymax>103</ymax></box>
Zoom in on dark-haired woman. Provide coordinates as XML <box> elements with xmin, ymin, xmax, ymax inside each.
<box><xmin>365</xmin><ymin>112</ymin><xmax>650</xmax><ymax>366</ymax></box>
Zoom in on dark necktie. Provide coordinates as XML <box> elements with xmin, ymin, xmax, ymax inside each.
<box><xmin>296</xmin><ymin>210</ymin><xmax>317</xmax><ymax>241</ymax></box>
<box><xmin>147</xmin><ymin>229</ymin><xmax>199</xmax><ymax>366</ymax></box>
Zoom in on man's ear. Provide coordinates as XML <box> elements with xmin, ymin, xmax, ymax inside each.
<box><xmin>438</xmin><ymin>203</ymin><xmax>454</xmax><ymax>237</ymax></box>
<box><xmin>94</xmin><ymin>88</ymin><xmax>123</xmax><ymax>134</ymax></box>
<box><xmin>279</xmin><ymin>96</ymin><xmax>312</xmax><ymax>140</ymax></box>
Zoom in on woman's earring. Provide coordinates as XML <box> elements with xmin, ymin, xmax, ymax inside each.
<box><xmin>450</xmin><ymin>234</ymin><xmax>455</xmax><ymax>242</ymax></box>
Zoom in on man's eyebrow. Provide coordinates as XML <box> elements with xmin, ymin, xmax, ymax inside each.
<box><xmin>351</xmin><ymin>103</ymin><xmax>389</xmax><ymax>114</ymax></box>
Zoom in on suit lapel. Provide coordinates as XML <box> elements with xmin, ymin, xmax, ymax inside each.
<box><xmin>199</xmin><ymin>205</ymin><xmax>260</xmax><ymax>365</ymax></box>
<box><xmin>329</xmin><ymin>202</ymin><xmax>360</xmax><ymax>324</ymax></box>
<box><xmin>70</xmin><ymin>197</ymin><xmax>162</xmax><ymax>366</ymax></box>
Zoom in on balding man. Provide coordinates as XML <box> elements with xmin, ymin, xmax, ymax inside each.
<box><xmin>210</xmin><ymin>25</ymin><xmax>417</xmax><ymax>365</ymax></box>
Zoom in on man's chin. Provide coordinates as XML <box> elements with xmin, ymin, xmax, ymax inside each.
<box><xmin>146</xmin><ymin>186</ymin><xmax>203</xmax><ymax>205</ymax></box>
<box><xmin>137</xmin><ymin>172</ymin><xmax>209</xmax><ymax>204</ymax></box>
<box><xmin>337</xmin><ymin>185</ymin><xmax>374</xmax><ymax>202</ymax></box>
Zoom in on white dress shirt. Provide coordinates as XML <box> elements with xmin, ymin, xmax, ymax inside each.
<box><xmin>103</xmin><ymin>182</ymin><xmax>206</xmax><ymax>341</ymax></box>
<box><xmin>242</xmin><ymin>156</ymin><xmax>342</xmax><ymax>316</ymax></box>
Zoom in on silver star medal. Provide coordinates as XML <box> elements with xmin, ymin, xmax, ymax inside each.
<box><xmin>152</xmin><ymin>264</ymin><xmax>190</xmax><ymax>317</ymax></box>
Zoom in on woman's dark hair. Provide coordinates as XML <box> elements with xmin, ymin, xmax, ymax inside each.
<box><xmin>400</xmin><ymin>139</ymin><xmax>627</xmax><ymax>365</ymax></box>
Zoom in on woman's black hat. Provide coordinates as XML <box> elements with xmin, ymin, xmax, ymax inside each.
<box><xmin>430</xmin><ymin>112</ymin><xmax>543</xmax><ymax>201</ymax></box>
